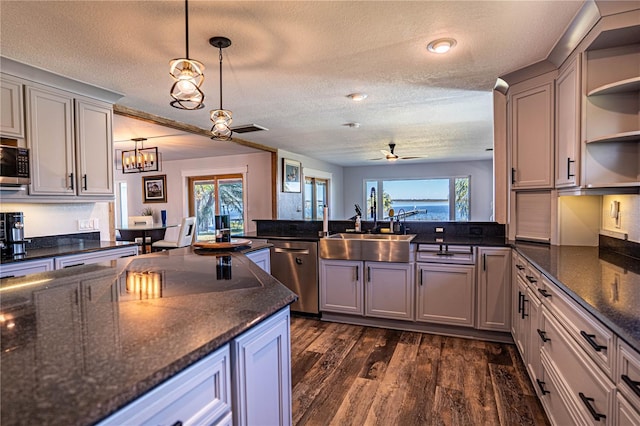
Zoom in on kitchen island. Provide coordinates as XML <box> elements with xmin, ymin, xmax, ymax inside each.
<box><xmin>0</xmin><ymin>246</ymin><xmax>297</xmax><ymax>425</ymax></box>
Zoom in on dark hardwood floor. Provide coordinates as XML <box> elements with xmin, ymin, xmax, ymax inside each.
<box><xmin>290</xmin><ymin>316</ymin><xmax>549</xmax><ymax>426</ymax></box>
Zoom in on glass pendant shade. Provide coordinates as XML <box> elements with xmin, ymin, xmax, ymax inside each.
<box><xmin>170</xmin><ymin>59</ymin><xmax>205</xmax><ymax>110</ymax></box>
<box><xmin>210</xmin><ymin>109</ymin><xmax>233</xmax><ymax>140</ymax></box>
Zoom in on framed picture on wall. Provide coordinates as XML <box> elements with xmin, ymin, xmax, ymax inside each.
<box><xmin>282</xmin><ymin>158</ymin><xmax>301</xmax><ymax>193</ymax></box>
<box><xmin>142</xmin><ymin>175</ymin><xmax>167</xmax><ymax>203</ymax></box>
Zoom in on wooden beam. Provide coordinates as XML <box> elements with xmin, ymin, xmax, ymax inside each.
<box><xmin>113</xmin><ymin>104</ymin><xmax>277</xmax><ymax>153</ymax></box>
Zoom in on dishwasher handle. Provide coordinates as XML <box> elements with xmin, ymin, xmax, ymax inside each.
<box><xmin>274</xmin><ymin>247</ymin><xmax>310</xmax><ymax>255</ymax></box>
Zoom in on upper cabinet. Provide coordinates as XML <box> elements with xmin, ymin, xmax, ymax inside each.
<box><xmin>555</xmin><ymin>54</ymin><xmax>582</xmax><ymax>188</ymax></box>
<box><xmin>509</xmin><ymin>72</ymin><xmax>555</xmax><ymax>189</ymax></box>
<box><xmin>582</xmin><ymin>41</ymin><xmax>639</xmax><ymax>188</ymax></box>
<box><xmin>0</xmin><ymin>74</ymin><xmax>24</xmax><ymax>138</ymax></box>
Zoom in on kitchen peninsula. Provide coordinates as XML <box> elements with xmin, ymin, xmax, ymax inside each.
<box><xmin>0</xmin><ymin>246</ymin><xmax>297</xmax><ymax>426</ymax></box>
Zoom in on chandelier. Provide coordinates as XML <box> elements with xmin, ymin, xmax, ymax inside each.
<box><xmin>169</xmin><ymin>0</ymin><xmax>205</xmax><ymax>110</ymax></box>
<box><xmin>122</xmin><ymin>138</ymin><xmax>159</xmax><ymax>174</ymax></box>
<box><xmin>209</xmin><ymin>36</ymin><xmax>233</xmax><ymax>140</ymax></box>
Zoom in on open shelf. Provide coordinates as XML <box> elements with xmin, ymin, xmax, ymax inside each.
<box><xmin>587</xmin><ymin>76</ymin><xmax>640</xmax><ymax>96</ymax></box>
<box><xmin>585</xmin><ymin>130</ymin><xmax>640</xmax><ymax>144</ymax></box>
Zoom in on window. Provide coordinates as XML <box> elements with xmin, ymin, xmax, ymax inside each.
<box><xmin>365</xmin><ymin>177</ymin><xmax>470</xmax><ymax>221</ymax></box>
<box><xmin>304</xmin><ymin>177</ymin><xmax>328</xmax><ymax>220</ymax></box>
<box><xmin>188</xmin><ymin>174</ymin><xmax>244</xmax><ymax>239</ymax></box>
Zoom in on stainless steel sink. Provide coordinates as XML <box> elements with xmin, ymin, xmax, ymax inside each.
<box><xmin>319</xmin><ymin>233</ymin><xmax>416</xmax><ymax>262</ymax></box>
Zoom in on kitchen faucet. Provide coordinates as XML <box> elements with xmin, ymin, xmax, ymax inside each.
<box><xmin>396</xmin><ymin>208</ymin><xmax>407</xmax><ymax>234</ymax></box>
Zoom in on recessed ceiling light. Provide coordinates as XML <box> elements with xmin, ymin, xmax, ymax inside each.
<box><xmin>347</xmin><ymin>93</ymin><xmax>368</xmax><ymax>101</ymax></box>
<box><xmin>427</xmin><ymin>38</ymin><xmax>457</xmax><ymax>54</ymax></box>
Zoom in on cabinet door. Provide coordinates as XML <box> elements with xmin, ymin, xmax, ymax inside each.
<box><xmin>75</xmin><ymin>98</ymin><xmax>114</xmax><ymax>196</ymax></box>
<box><xmin>555</xmin><ymin>54</ymin><xmax>581</xmax><ymax>187</ymax></box>
<box><xmin>526</xmin><ymin>286</ymin><xmax>542</xmax><ymax>389</ymax></box>
<box><xmin>1</xmin><ymin>74</ymin><xmax>24</xmax><ymax>138</ymax></box>
<box><xmin>512</xmin><ymin>274</ymin><xmax>529</xmax><ymax>359</ymax></box>
<box><xmin>232</xmin><ymin>307</ymin><xmax>291</xmax><ymax>426</ymax></box>
<box><xmin>25</xmin><ymin>84</ymin><xmax>75</xmax><ymax>195</ymax></box>
<box><xmin>416</xmin><ymin>263</ymin><xmax>475</xmax><ymax>327</ymax></box>
<box><xmin>319</xmin><ymin>259</ymin><xmax>363</xmax><ymax>315</ymax></box>
<box><xmin>477</xmin><ymin>247</ymin><xmax>511</xmax><ymax>331</ymax></box>
<box><xmin>510</xmin><ymin>80</ymin><xmax>554</xmax><ymax>189</ymax></box>
<box><xmin>365</xmin><ymin>262</ymin><xmax>414</xmax><ymax>320</ymax></box>
<box><xmin>245</xmin><ymin>248</ymin><xmax>271</xmax><ymax>273</ymax></box>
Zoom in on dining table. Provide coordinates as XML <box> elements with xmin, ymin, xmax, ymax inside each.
<box><xmin>116</xmin><ymin>223</ymin><xmax>178</xmax><ymax>254</ymax></box>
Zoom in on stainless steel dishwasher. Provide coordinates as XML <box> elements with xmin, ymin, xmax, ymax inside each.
<box><xmin>268</xmin><ymin>239</ymin><xmax>319</xmax><ymax>314</ymax></box>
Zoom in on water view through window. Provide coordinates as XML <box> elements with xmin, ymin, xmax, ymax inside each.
<box><xmin>366</xmin><ymin>177</ymin><xmax>469</xmax><ymax>221</ymax></box>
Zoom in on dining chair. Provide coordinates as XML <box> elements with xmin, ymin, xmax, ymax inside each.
<box><xmin>151</xmin><ymin>217</ymin><xmax>196</xmax><ymax>252</ymax></box>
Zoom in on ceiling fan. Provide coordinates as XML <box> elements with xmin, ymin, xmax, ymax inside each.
<box><xmin>372</xmin><ymin>143</ymin><xmax>424</xmax><ymax>162</ymax></box>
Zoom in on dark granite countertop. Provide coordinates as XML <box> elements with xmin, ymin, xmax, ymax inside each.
<box><xmin>514</xmin><ymin>242</ymin><xmax>640</xmax><ymax>350</ymax></box>
<box><xmin>0</xmin><ymin>240</ymin><xmax>138</xmax><ymax>264</ymax></box>
<box><xmin>0</xmin><ymin>247</ymin><xmax>297</xmax><ymax>426</ymax></box>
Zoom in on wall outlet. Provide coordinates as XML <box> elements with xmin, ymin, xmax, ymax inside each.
<box><xmin>90</xmin><ymin>218</ymin><xmax>99</xmax><ymax>230</ymax></box>
<box><xmin>78</xmin><ymin>219</ymin><xmax>91</xmax><ymax>230</ymax></box>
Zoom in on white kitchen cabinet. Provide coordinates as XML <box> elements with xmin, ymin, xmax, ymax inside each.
<box><xmin>74</xmin><ymin>97</ymin><xmax>114</xmax><ymax>196</ymax></box>
<box><xmin>0</xmin><ymin>257</ymin><xmax>54</xmax><ymax>278</ymax></box>
<box><xmin>245</xmin><ymin>247</ymin><xmax>270</xmax><ymax>273</ymax></box>
<box><xmin>555</xmin><ymin>53</ymin><xmax>581</xmax><ymax>188</ymax></box>
<box><xmin>476</xmin><ymin>247</ymin><xmax>511</xmax><ymax>331</ymax></box>
<box><xmin>25</xmin><ymin>82</ymin><xmax>115</xmax><ymax>198</ymax></box>
<box><xmin>25</xmin><ymin>83</ymin><xmax>75</xmax><ymax>195</ymax></box>
<box><xmin>232</xmin><ymin>306</ymin><xmax>291</xmax><ymax>426</ymax></box>
<box><xmin>615</xmin><ymin>392</ymin><xmax>640</xmax><ymax>426</ymax></box>
<box><xmin>99</xmin><ymin>343</ymin><xmax>232</xmax><ymax>426</ymax></box>
<box><xmin>54</xmin><ymin>245</ymin><xmax>138</xmax><ymax>269</ymax></box>
<box><xmin>509</xmin><ymin>72</ymin><xmax>555</xmax><ymax>189</ymax></box>
<box><xmin>617</xmin><ymin>339</ymin><xmax>640</xmax><ymax>413</ymax></box>
<box><xmin>365</xmin><ymin>261</ymin><xmax>414</xmax><ymax>320</ymax></box>
<box><xmin>0</xmin><ymin>73</ymin><xmax>24</xmax><ymax>138</ymax></box>
<box><xmin>319</xmin><ymin>259</ymin><xmax>363</xmax><ymax>315</ymax></box>
<box><xmin>539</xmin><ymin>351</ymin><xmax>582</xmax><ymax>426</ymax></box>
<box><xmin>416</xmin><ymin>263</ymin><xmax>475</xmax><ymax>327</ymax></box>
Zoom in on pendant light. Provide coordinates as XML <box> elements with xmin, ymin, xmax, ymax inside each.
<box><xmin>122</xmin><ymin>138</ymin><xmax>160</xmax><ymax>174</ymax></box>
<box><xmin>209</xmin><ymin>36</ymin><xmax>233</xmax><ymax>140</ymax></box>
<box><xmin>169</xmin><ymin>0</ymin><xmax>205</xmax><ymax>110</ymax></box>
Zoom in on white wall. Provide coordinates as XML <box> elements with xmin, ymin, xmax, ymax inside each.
<box><xmin>341</xmin><ymin>159</ymin><xmax>494</xmax><ymax>221</ymax></box>
<box><xmin>115</xmin><ymin>151</ymin><xmax>272</xmax><ymax>234</ymax></box>
<box><xmin>276</xmin><ymin>149</ymin><xmax>344</xmax><ymax>220</ymax></box>
<box><xmin>1</xmin><ymin>202</ymin><xmax>111</xmax><ymax>239</ymax></box>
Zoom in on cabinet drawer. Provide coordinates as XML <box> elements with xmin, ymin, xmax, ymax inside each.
<box><xmin>0</xmin><ymin>258</ymin><xmax>55</xmax><ymax>278</ymax></box>
<box><xmin>543</xmin><ymin>276</ymin><xmax>615</xmax><ymax>378</ymax></box>
<box><xmin>615</xmin><ymin>392</ymin><xmax>640</xmax><ymax>426</ymax></box>
<box><xmin>617</xmin><ymin>339</ymin><xmax>640</xmax><ymax>408</ymax></box>
<box><xmin>539</xmin><ymin>351</ymin><xmax>580</xmax><ymax>426</ymax></box>
<box><xmin>512</xmin><ymin>252</ymin><xmax>527</xmax><ymax>280</ymax></box>
<box><xmin>99</xmin><ymin>344</ymin><xmax>231</xmax><ymax>426</ymax></box>
<box><xmin>55</xmin><ymin>247</ymin><xmax>138</xmax><ymax>269</ymax></box>
<box><xmin>541</xmin><ymin>309</ymin><xmax>614</xmax><ymax>425</ymax></box>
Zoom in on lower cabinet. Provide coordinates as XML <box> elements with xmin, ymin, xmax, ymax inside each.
<box><xmin>320</xmin><ymin>259</ymin><xmax>414</xmax><ymax>320</ymax></box>
<box><xmin>232</xmin><ymin>307</ymin><xmax>291</xmax><ymax>426</ymax></box>
<box><xmin>476</xmin><ymin>247</ymin><xmax>511</xmax><ymax>331</ymax></box>
<box><xmin>54</xmin><ymin>245</ymin><xmax>138</xmax><ymax>269</ymax></box>
<box><xmin>245</xmin><ymin>247</ymin><xmax>271</xmax><ymax>273</ymax></box>
<box><xmin>0</xmin><ymin>258</ymin><xmax>54</xmax><ymax>278</ymax></box>
<box><xmin>100</xmin><ymin>306</ymin><xmax>292</xmax><ymax>426</ymax></box>
<box><xmin>99</xmin><ymin>344</ymin><xmax>232</xmax><ymax>426</ymax></box>
<box><xmin>416</xmin><ymin>263</ymin><xmax>475</xmax><ymax>327</ymax></box>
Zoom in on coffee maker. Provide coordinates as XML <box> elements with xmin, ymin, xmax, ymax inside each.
<box><xmin>1</xmin><ymin>212</ymin><xmax>27</xmax><ymax>258</ymax></box>
<box><xmin>214</xmin><ymin>214</ymin><xmax>231</xmax><ymax>242</ymax></box>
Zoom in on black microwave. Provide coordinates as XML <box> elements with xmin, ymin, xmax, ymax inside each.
<box><xmin>0</xmin><ymin>145</ymin><xmax>30</xmax><ymax>186</ymax></box>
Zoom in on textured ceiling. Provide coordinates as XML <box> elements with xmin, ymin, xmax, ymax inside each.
<box><xmin>0</xmin><ymin>1</ymin><xmax>584</xmax><ymax>166</ymax></box>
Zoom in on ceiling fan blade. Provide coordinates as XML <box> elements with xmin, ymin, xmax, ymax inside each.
<box><xmin>400</xmin><ymin>156</ymin><xmax>423</xmax><ymax>160</ymax></box>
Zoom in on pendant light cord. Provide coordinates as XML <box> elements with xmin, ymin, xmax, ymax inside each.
<box><xmin>184</xmin><ymin>0</ymin><xmax>190</xmax><ymax>59</ymax></box>
<box><xmin>219</xmin><ymin>47</ymin><xmax>223</xmax><ymax>109</ymax></box>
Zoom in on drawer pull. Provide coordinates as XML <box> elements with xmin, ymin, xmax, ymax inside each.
<box><xmin>536</xmin><ymin>379</ymin><xmax>550</xmax><ymax>395</ymax></box>
<box><xmin>622</xmin><ymin>374</ymin><xmax>640</xmax><ymax>398</ymax></box>
<box><xmin>537</xmin><ymin>329</ymin><xmax>550</xmax><ymax>343</ymax></box>
<box><xmin>64</xmin><ymin>262</ymin><xmax>85</xmax><ymax>268</ymax></box>
<box><xmin>516</xmin><ymin>264</ymin><xmax>525</xmax><ymax>271</ymax></box>
<box><xmin>521</xmin><ymin>294</ymin><xmax>528</xmax><ymax>320</ymax></box>
<box><xmin>537</xmin><ymin>288</ymin><xmax>551</xmax><ymax>298</ymax></box>
<box><xmin>579</xmin><ymin>392</ymin><xmax>606</xmax><ymax>421</ymax></box>
<box><xmin>517</xmin><ymin>291</ymin><xmax>523</xmax><ymax>314</ymax></box>
<box><xmin>580</xmin><ymin>331</ymin><xmax>607</xmax><ymax>352</ymax></box>
<box><xmin>525</xmin><ymin>275</ymin><xmax>537</xmax><ymax>284</ymax></box>
<box><xmin>355</xmin><ymin>265</ymin><xmax>359</xmax><ymax>281</ymax></box>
